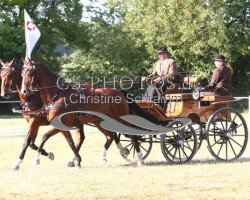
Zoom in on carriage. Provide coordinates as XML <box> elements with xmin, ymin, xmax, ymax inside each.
<box><xmin>119</xmin><ymin>76</ymin><xmax>248</xmax><ymax>164</ymax></box>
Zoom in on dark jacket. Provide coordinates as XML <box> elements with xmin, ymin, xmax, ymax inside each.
<box><xmin>207</xmin><ymin>65</ymin><xmax>232</xmax><ymax>95</ymax></box>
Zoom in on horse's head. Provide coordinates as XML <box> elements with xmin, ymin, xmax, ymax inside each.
<box><xmin>21</xmin><ymin>58</ymin><xmax>38</xmax><ymax>97</ymax></box>
<box><xmin>0</xmin><ymin>59</ymin><xmax>17</xmax><ymax>99</ymax></box>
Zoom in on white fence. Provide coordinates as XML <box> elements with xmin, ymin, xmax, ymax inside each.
<box><xmin>0</xmin><ymin>97</ymin><xmax>249</xmax><ymax>136</ymax></box>
<box><xmin>0</xmin><ymin>101</ymin><xmax>20</xmax><ymax>104</ymax></box>
<box><xmin>234</xmin><ymin>95</ymin><xmax>250</xmax><ymax>113</ymax></box>
<box><xmin>0</xmin><ymin>127</ymin><xmax>28</xmax><ymax>136</ymax></box>
<box><xmin>1</xmin><ymin>96</ymin><xmax>250</xmax><ymax>112</ymax></box>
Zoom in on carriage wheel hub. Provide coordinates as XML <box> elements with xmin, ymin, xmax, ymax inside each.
<box><xmin>177</xmin><ymin>140</ymin><xmax>183</xmax><ymax>146</ymax></box>
<box><xmin>226</xmin><ymin>132</ymin><xmax>233</xmax><ymax>138</ymax></box>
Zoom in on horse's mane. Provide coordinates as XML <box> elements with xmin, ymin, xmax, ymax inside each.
<box><xmin>31</xmin><ymin>60</ymin><xmax>59</xmax><ymax>80</ymax></box>
<box><xmin>12</xmin><ymin>63</ymin><xmax>22</xmax><ymax>71</ymax></box>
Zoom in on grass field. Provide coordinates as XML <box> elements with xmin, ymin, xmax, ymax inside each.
<box><xmin>0</xmin><ymin>114</ymin><xmax>250</xmax><ymax>200</ymax></box>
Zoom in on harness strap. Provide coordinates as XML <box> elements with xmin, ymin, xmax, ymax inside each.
<box><xmin>12</xmin><ymin>103</ymin><xmax>45</xmax><ymax>116</ymax></box>
<box><xmin>72</xmin><ymin>88</ymin><xmax>85</xmax><ymax>128</ymax></box>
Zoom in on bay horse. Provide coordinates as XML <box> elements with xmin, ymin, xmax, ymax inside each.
<box><xmin>20</xmin><ymin>59</ymin><xmax>144</xmax><ymax>166</ymax></box>
<box><xmin>0</xmin><ymin>59</ymin><xmax>85</xmax><ymax>169</ymax></box>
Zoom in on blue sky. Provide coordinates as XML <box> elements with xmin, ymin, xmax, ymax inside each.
<box><xmin>80</xmin><ymin>0</ymin><xmax>107</xmax><ymax>21</ymax></box>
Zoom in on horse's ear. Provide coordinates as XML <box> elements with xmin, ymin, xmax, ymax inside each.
<box><xmin>8</xmin><ymin>58</ymin><xmax>14</xmax><ymax>67</ymax></box>
<box><xmin>27</xmin><ymin>57</ymin><xmax>32</xmax><ymax>64</ymax></box>
<box><xmin>22</xmin><ymin>57</ymin><xmax>25</xmax><ymax>64</ymax></box>
<box><xmin>0</xmin><ymin>59</ymin><xmax>5</xmax><ymax>67</ymax></box>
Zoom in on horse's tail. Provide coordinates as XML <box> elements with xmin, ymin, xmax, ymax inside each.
<box><xmin>120</xmin><ymin>90</ymin><xmax>167</xmax><ymax>126</ymax></box>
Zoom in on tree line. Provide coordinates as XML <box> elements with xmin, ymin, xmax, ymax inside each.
<box><xmin>0</xmin><ymin>0</ymin><xmax>249</xmax><ymax>95</ymax></box>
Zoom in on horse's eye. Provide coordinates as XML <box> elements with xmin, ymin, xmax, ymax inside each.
<box><xmin>29</xmin><ymin>69</ymin><xmax>35</xmax><ymax>76</ymax></box>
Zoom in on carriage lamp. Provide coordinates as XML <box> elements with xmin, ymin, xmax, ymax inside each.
<box><xmin>192</xmin><ymin>88</ymin><xmax>200</xmax><ymax>100</ymax></box>
<box><xmin>192</xmin><ymin>88</ymin><xmax>204</xmax><ymax>100</ymax></box>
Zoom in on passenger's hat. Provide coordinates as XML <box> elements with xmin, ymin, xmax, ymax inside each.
<box><xmin>156</xmin><ymin>46</ymin><xmax>168</xmax><ymax>54</ymax></box>
<box><xmin>214</xmin><ymin>54</ymin><xmax>226</xmax><ymax>61</ymax></box>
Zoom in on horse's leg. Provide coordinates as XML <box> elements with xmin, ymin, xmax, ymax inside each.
<box><xmin>67</xmin><ymin>126</ymin><xmax>85</xmax><ymax>167</ymax></box>
<box><xmin>29</xmin><ymin>140</ymin><xmax>54</xmax><ymax>160</ymax></box>
<box><xmin>60</xmin><ymin>130</ymin><xmax>82</xmax><ymax>168</ymax></box>
<box><xmin>112</xmin><ymin>133</ymin><xmax>130</xmax><ymax>156</ymax></box>
<box><xmin>74</xmin><ymin>126</ymin><xmax>85</xmax><ymax>152</ymax></box>
<box><xmin>12</xmin><ymin>120</ymin><xmax>40</xmax><ymax>170</ymax></box>
<box><xmin>95</xmin><ymin>125</ymin><xmax>116</xmax><ymax>165</ymax></box>
<box><xmin>34</xmin><ymin>128</ymin><xmax>82</xmax><ymax>168</ymax></box>
<box><xmin>108</xmin><ymin>133</ymin><xmax>141</xmax><ymax>165</ymax></box>
<box><xmin>33</xmin><ymin>128</ymin><xmax>59</xmax><ymax>165</ymax></box>
<box><xmin>100</xmin><ymin>133</ymin><xmax>114</xmax><ymax>165</ymax></box>
<box><xmin>95</xmin><ymin>124</ymin><xmax>130</xmax><ymax>164</ymax></box>
<box><xmin>130</xmin><ymin>136</ymin><xmax>143</xmax><ymax>166</ymax></box>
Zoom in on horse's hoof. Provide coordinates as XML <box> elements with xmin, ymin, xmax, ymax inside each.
<box><xmin>101</xmin><ymin>158</ymin><xmax>107</xmax><ymax>166</ymax></box>
<box><xmin>67</xmin><ymin>161</ymin><xmax>75</xmax><ymax>168</ymax></box>
<box><xmin>12</xmin><ymin>165</ymin><xmax>19</xmax><ymax>170</ymax></box>
<box><xmin>120</xmin><ymin>148</ymin><xmax>130</xmax><ymax>156</ymax></box>
<box><xmin>75</xmin><ymin>165</ymin><xmax>82</xmax><ymax>169</ymax></box>
<box><xmin>33</xmin><ymin>159</ymin><xmax>40</xmax><ymax>166</ymax></box>
<box><xmin>137</xmin><ymin>160</ymin><xmax>144</xmax><ymax>167</ymax></box>
<box><xmin>48</xmin><ymin>152</ymin><xmax>54</xmax><ymax>161</ymax></box>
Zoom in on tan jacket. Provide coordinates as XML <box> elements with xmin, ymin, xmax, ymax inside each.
<box><xmin>149</xmin><ymin>58</ymin><xmax>177</xmax><ymax>79</ymax></box>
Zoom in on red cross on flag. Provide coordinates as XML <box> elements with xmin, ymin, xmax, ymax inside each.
<box><xmin>24</xmin><ymin>9</ymin><xmax>41</xmax><ymax>59</ymax></box>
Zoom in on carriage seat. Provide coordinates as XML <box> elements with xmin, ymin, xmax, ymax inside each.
<box><xmin>183</xmin><ymin>76</ymin><xmax>198</xmax><ymax>83</ymax></box>
<box><xmin>164</xmin><ymin>76</ymin><xmax>198</xmax><ymax>95</ymax></box>
<box><xmin>135</xmin><ymin>101</ymin><xmax>168</xmax><ymax>121</ymax></box>
<box><xmin>200</xmin><ymin>95</ymin><xmax>235</xmax><ymax>102</ymax></box>
<box><xmin>165</xmin><ymin>93</ymin><xmax>193</xmax><ymax>101</ymax></box>
<box><xmin>174</xmin><ymin>74</ymin><xmax>198</xmax><ymax>83</ymax></box>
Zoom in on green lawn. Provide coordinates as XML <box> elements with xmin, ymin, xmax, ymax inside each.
<box><xmin>0</xmin><ymin>113</ymin><xmax>250</xmax><ymax>200</ymax></box>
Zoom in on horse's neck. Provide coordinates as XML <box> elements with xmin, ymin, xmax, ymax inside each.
<box><xmin>36</xmin><ymin>65</ymin><xmax>58</xmax><ymax>105</ymax></box>
<box><xmin>18</xmin><ymin>93</ymin><xmax>27</xmax><ymax>103</ymax></box>
<box><xmin>13</xmin><ymin>65</ymin><xmax>22</xmax><ymax>94</ymax></box>
<box><xmin>15</xmin><ymin>75</ymin><xmax>22</xmax><ymax>92</ymax></box>
<box><xmin>15</xmin><ymin>76</ymin><xmax>27</xmax><ymax>103</ymax></box>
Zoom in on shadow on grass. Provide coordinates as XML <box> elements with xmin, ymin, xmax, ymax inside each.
<box><xmin>117</xmin><ymin>157</ymin><xmax>250</xmax><ymax>168</ymax></box>
<box><xmin>0</xmin><ymin>115</ymin><xmax>22</xmax><ymax>119</ymax></box>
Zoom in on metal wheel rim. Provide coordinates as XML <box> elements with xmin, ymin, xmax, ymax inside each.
<box><xmin>161</xmin><ymin>121</ymin><xmax>197</xmax><ymax>164</ymax></box>
<box><xmin>118</xmin><ymin>134</ymin><xmax>153</xmax><ymax>163</ymax></box>
<box><xmin>206</xmin><ymin>107</ymin><xmax>248</xmax><ymax>161</ymax></box>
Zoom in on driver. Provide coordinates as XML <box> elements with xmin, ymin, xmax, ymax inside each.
<box><xmin>143</xmin><ymin>45</ymin><xmax>177</xmax><ymax>103</ymax></box>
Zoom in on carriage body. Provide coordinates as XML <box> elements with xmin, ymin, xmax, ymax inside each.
<box><xmin>120</xmin><ymin>77</ymin><xmax>248</xmax><ymax>164</ymax></box>
<box><xmin>136</xmin><ymin>92</ymin><xmax>234</xmax><ymax>124</ymax></box>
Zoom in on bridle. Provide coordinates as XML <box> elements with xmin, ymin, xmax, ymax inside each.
<box><xmin>21</xmin><ymin>65</ymin><xmax>76</xmax><ymax>93</ymax></box>
<box><xmin>21</xmin><ymin>65</ymin><xmax>38</xmax><ymax>93</ymax></box>
<box><xmin>0</xmin><ymin>66</ymin><xmax>15</xmax><ymax>94</ymax></box>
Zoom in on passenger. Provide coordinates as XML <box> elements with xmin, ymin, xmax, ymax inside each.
<box><xmin>142</xmin><ymin>45</ymin><xmax>177</xmax><ymax>103</ymax></box>
<box><xmin>205</xmin><ymin>54</ymin><xmax>233</xmax><ymax>95</ymax></box>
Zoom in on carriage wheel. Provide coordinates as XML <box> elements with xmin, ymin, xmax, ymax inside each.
<box><xmin>118</xmin><ymin>134</ymin><xmax>153</xmax><ymax>163</ymax></box>
<box><xmin>160</xmin><ymin>120</ymin><xmax>197</xmax><ymax>164</ymax></box>
<box><xmin>206</xmin><ymin>108</ymin><xmax>248</xmax><ymax>161</ymax></box>
<box><xmin>191</xmin><ymin>123</ymin><xmax>203</xmax><ymax>152</ymax></box>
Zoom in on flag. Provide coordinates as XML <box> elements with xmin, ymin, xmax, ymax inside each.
<box><xmin>24</xmin><ymin>9</ymin><xmax>41</xmax><ymax>59</ymax></box>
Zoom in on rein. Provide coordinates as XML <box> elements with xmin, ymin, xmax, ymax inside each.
<box><xmin>28</xmin><ymin>85</ymin><xmax>59</xmax><ymax>92</ymax></box>
<box><xmin>29</xmin><ymin>79</ymin><xmax>142</xmax><ymax>91</ymax></box>
<box><xmin>12</xmin><ymin>103</ymin><xmax>45</xmax><ymax>116</ymax></box>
